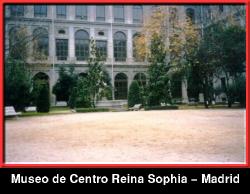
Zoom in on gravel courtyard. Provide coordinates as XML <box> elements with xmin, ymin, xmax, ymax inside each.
<box><xmin>5</xmin><ymin>109</ymin><xmax>245</xmax><ymax>163</ymax></box>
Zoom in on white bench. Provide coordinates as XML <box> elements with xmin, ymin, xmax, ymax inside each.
<box><xmin>129</xmin><ymin>104</ymin><xmax>142</xmax><ymax>111</ymax></box>
<box><xmin>25</xmin><ymin>106</ymin><xmax>37</xmax><ymax>112</ymax></box>
<box><xmin>5</xmin><ymin>106</ymin><xmax>21</xmax><ymax>117</ymax></box>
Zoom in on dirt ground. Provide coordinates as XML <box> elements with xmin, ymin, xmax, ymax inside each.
<box><xmin>5</xmin><ymin>109</ymin><xmax>245</xmax><ymax>163</ymax></box>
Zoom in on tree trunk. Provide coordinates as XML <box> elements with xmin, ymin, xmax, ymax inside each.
<box><xmin>203</xmin><ymin>77</ymin><xmax>209</xmax><ymax>109</ymax></box>
<box><xmin>225</xmin><ymin>73</ymin><xmax>232</xmax><ymax>108</ymax></box>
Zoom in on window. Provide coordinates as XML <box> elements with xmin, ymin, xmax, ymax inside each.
<box><xmin>75</xmin><ymin>30</ymin><xmax>89</xmax><ymax>61</ymax></box>
<box><xmin>115</xmin><ymin>73</ymin><xmax>128</xmax><ymax>100</ymax></box>
<box><xmin>58</xmin><ymin>29</ymin><xmax>65</xmax><ymax>34</ymax></box>
<box><xmin>186</xmin><ymin>8</ymin><xmax>195</xmax><ymax>23</ymax></box>
<box><xmin>133</xmin><ymin>6</ymin><xmax>143</xmax><ymax>23</ymax></box>
<box><xmin>56</xmin><ymin>5</ymin><xmax>66</xmax><ymax>19</ymax></box>
<box><xmin>10</xmin><ymin>5</ymin><xmax>24</xmax><ymax>16</ymax></box>
<box><xmin>219</xmin><ymin>5</ymin><xmax>224</xmax><ymax>13</ymax></box>
<box><xmin>114</xmin><ymin>32</ymin><xmax>127</xmax><ymax>62</ymax></box>
<box><xmin>114</xmin><ymin>6</ymin><xmax>124</xmax><ymax>22</ymax></box>
<box><xmin>34</xmin><ymin>5</ymin><xmax>47</xmax><ymax>17</ymax></box>
<box><xmin>98</xmin><ymin>31</ymin><xmax>105</xmax><ymax>36</ymax></box>
<box><xmin>33</xmin><ymin>28</ymin><xmax>49</xmax><ymax>60</ymax></box>
<box><xmin>56</xmin><ymin>39</ymin><xmax>68</xmax><ymax>60</ymax></box>
<box><xmin>76</xmin><ymin>6</ymin><xmax>87</xmax><ymax>20</ymax></box>
<box><xmin>96</xmin><ymin>6</ymin><xmax>105</xmax><ymax>21</ymax></box>
<box><xmin>96</xmin><ymin>40</ymin><xmax>107</xmax><ymax>61</ymax></box>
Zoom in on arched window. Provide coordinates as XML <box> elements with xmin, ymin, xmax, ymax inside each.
<box><xmin>134</xmin><ymin>73</ymin><xmax>146</xmax><ymax>87</ymax></box>
<box><xmin>115</xmin><ymin>73</ymin><xmax>128</xmax><ymax>100</ymax></box>
<box><xmin>133</xmin><ymin>33</ymin><xmax>145</xmax><ymax>62</ymax></box>
<box><xmin>75</xmin><ymin>30</ymin><xmax>89</xmax><ymax>61</ymax></box>
<box><xmin>133</xmin><ymin>6</ymin><xmax>143</xmax><ymax>23</ymax></box>
<box><xmin>114</xmin><ymin>32</ymin><xmax>126</xmax><ymax>62</ymax></box>
<box><xmin>33</xmin><ymin>28</ymin><xmax>49</xmax><ymax>60</ymax></box>
<box><xmin>9</xmin><ymin>27</ymin><xmax>26</xmax><ymax>60</ymax></box>
<box><xmin>186</xmin><ymin>8</ymin><xmax>195</xmax><ymax>23</ymax></box>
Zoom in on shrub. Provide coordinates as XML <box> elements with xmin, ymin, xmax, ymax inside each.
<box><xmin>128</xmin><ymin>81</ymin><xmax>142</xmax><ymax>107</ymax></box>
<box><xmin>37</xmin><ymin>83</ymin><xmax>50</xmax><ymax>112</ymax></box>
<box><xmin>235</xmin><ymin>75</ymin><xmax>246</xmax><ymax>107</ymax></box>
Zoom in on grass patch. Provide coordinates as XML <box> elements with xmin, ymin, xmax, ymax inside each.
<box><xmin>145</xmin><ymin>105</ymin><xmax>179</xmax><ymax>111</ymax></box>
<box><xmin>75</xmin><ymin>108</ymin><xmax>109</xmax><ymax>113</ymax></box>
<box><xmin>50</xmin><ymin>106</ymin><xmax>71</xmax><ymax>111</ymax></box>
<box><xmin>20</xmin><ymin>106</ymin><xmax>72</xmax><ymax>117</ymax></box>
<box><xmin>179</xmin><ymin>103</ymin><xmax>243</xmax><ymax>109</ymax></box>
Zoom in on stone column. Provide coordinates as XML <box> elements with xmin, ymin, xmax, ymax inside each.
<box><xmin>49</xmin><ymin>23</ymin><xmax>55</xmax><ymax>62</ymax></box>
<box><xmin>125</xmin><ymin>6</ymin><xmax>132</xmax><ymax>24</ymax></box>
<box><xmin>181</xmin><ymin>79</ymin><xmax>189</xmax><ymax>103</ymax></box>
<box><xmin>127</xmin><ymin>29</ymin><xmax>133</xmax><ymax>63</ymax></box>
<box><xmin>107</xmin><ymin>23</ymin><xmax>113</xmax><ymax>63</ymax></box>
<box><xmin>90</xmin><ymin>28</ymin><xmax>95</xmax><ymax>39</ymax></box>
<box><xmin>26</xmin><ymin>6</ymin><xmax>33</xmax><ymax>18</ymax></box>
<box><xmin>68</xmin><ymin>6</ymin><xmax>75</xmax><ymax>20</ymax></box>
<box><xmin>89</xmin><ymin>6</ymin><xmax>95</xmax><ymax>22</ymax></box>
<box><xmin>68</xmin><ymin>26</ymin><xmax>75</xmax><ymax>62</ymax></box>
<box><xmin>49</xmin><ymin>69</ymin><xmax>57</xmax><ymax>106</ymax></box>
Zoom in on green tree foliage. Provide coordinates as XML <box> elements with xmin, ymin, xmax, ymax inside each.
<box><xmin>74</xmin><ymin>78</ymin><xmax>92</xmax><ymax>108</ymax></box>
<box><xmin>197</xmin><ymin>22</ymin><xmax>245</xmax><ymax>107</ymax></box>
<box><xmin>217</xmin><ymin>25</ymin><xmax>245</xmax><ymax>107</ymax></box>
<box><xmin>128</xmin><ymin>81</ymin><xmax>142</xmax><ymax>107</ymax></box>
<box><xmin>85</xmin><ymin>39</ymin><xmax>110</xmax><ymax>107</ymax></box>
<box><xmin>5</xmin><ymin>59</ymin><xmax>32</xmax><ymax>111</ymax></box>
<box><xmin>52</xmin><ymin>67</ymin><xmax>77</xmax><ymax>102</ymax></box>
<box><xmin>70</xmin><ymin>39</ymin><xmax>111</xmax><ymax>108</ymax></box>
<box><xmin>36</xmin><ymin>82</ymin><xmax>50</xmax><ymax>112</ymax></box>
<box><xmin>147</xmin><ymin>34</ymin><xmax>171</xmax><ymax>106</ymax></box>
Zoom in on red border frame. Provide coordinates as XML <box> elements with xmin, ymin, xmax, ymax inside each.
<box><xmin>0</xmin><ymin>0</ymin><xmax>249</xmax><ymax>168</ymax></box>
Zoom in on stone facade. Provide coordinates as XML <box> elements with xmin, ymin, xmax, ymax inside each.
<box><xmin>5</xmin><ymin>5</ymin><xmax>245</xmax><ymax>104</ymax></box>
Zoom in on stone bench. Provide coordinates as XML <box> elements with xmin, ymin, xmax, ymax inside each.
<box><xmin>25</xmin><ymin>106</ymin><xmax>37</xmax><ymax>112</ymax></box>
<box><xmin>55</xmin><ymin>101</ymin><xmax>67</xmax><ymax>107</ymax></box>
<box><xmin>129</xmin><ymin>104</ymin><xmax>142</xmax><ymax>111</ymax></box>
<box><xmin>5</xmin><ymin>106</ymin><xmax>21</xmax><ymax>117</ymax></box>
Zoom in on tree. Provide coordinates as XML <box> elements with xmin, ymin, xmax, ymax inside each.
<box><xmin>85</xmin><ymin>39</ymin><xmax>109</xmax><ymax>108</ymax></box>
<box><xmin>52</xmin><ymin>67</ymin><xmax>77</xmax><ymax>103</ymax></box>
<box><xmin>196</xmin><ymin>27</ymin><xmax>218</xmax><ymax>108</ymax></box>
<box><xmin>134</xmin><ymin>7</ymin><xmax>201</xmax><ymax>105</ymax></box>
<box><xmin>147</xmin><ymin>34</ymin><xmax>171</xmax><ymax>106</ymax></box>
<box><xmin>6</xmin><ymin>25</ymin><xmax>49</xmax><ymax>111</ymax></box>
<box><xmin>36</xmin><ymin>82</ymin><xmax>50</xmax><ymax>112</ymax></box>
<box><xmin>197</xmin><ymin>21</ymin><xmax>245</xmax><ymax>108</ymax></box>
<box><xmin>5</xmin><ymin>59</ymin><xmax>32</xmax><ymax>111</ymax></box>
<box><xmin>128</xmin><ymin>81</ymin><xmax>142</xmax><ymax>107</ymax></box>
<box><xmin>217</xmin><ymin>24</ymin><xmax>245</xmax><ymax>107</ymax></box>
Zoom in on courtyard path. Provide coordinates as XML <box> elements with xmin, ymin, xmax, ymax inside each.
<box><xmin>5</xmin><ymin>109</ymin><xmax>245</xmax><ymax>163</ymax></box>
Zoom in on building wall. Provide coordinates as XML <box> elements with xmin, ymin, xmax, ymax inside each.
<box><xmin>5</xmin><ymin>5</ymin><xmax>245</xmax><ymax>104</ymax></box>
